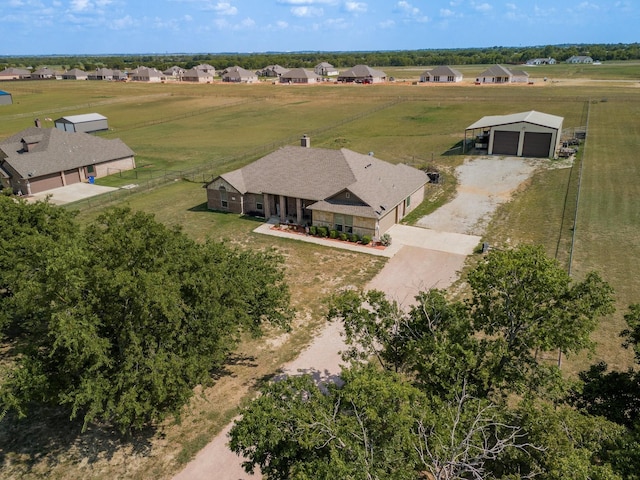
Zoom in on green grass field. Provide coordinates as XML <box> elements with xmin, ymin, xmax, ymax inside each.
<box><xmin>1</xmin><ymin>64</ymin><xmax>640</xmax><ymax>478</ymax></box>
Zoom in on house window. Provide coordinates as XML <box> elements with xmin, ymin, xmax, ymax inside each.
<box><xmin>87</xmin><ymin>165</ymin><xmax>94</xmax><ymax>174</ymax></box>
<box><xmin>405</xmin><ymin>196</ymin><xmax>411</xmax><ymax>208</ymax></box>
<box><xmin>433</xmin><ymin>75</ymin><xmax>440</xmax><ymax>82</ymax></box>
<box><xmin>334</xmin><ymin>214</ymin><xmax>353</xmax><ymax>233</ymax></box>
<box><xmin>345</xmin><ymin>192</ymin><xmax>351</xmax><ymax>199</ymax></box>
<box><xmin>219</xmin><ymin>185</ymin><xmax>228</xmax><ymax>208</ymax></box>
<box><xmin>256</xmin><ymin>202</ymin><xmax>263</xmax><ymax>210</ymax></box>
<box><xmin>448</xmin><ymin>76</ymin><xmax>454</xmax><ymax>82</ymax></box>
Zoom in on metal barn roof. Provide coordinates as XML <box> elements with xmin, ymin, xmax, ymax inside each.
<box><xmin>56</xmin><ymin>113</ymin><xmax>107</xmax><ymax>124</ymax></box>
<box><xmin>466</xmin><ymin>111</ymin><xmax>564</xmax><ymax>131</ymax></box>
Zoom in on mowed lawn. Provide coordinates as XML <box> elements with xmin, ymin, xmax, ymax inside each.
<box><xmin>1</xmin><ymin>68</ymin><xmax>640</xmax><ymax>479</ymax></box>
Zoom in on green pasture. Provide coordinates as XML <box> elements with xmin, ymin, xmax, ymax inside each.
<box><xmin>2</xmin><ymin>68</ymin><xmax>640</xmax><ymax>372</ymax></box>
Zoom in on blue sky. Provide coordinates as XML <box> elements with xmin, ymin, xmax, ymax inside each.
<box><xmin>2</xmin><ymin>0</ymin><xmax>636</xmax><ymax>55</ymax></box>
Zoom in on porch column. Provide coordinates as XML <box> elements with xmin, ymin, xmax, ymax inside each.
<box><xmin>60</xmin><ymin>171</ymin><xmax>67</xmax><ymax>186</ymax></box>
<box><xmin>263</xmin><ymin>193</ymin><xmax>271</xmax><ymax>218</ymax></box>
<box><xmin>296</xmin><ymin>198</ymin><xmax>303</xmax><ymax>224</ymax></box>
<box><xmin>279</xmin><ymin>195</ymin><xmax>286</xmax><ymax>223</ymax></box>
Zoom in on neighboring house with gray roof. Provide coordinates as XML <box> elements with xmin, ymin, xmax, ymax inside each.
<box><xmin>128</xmin><ymin>66</ymin><xmax>163</xmax><ymax>82</ymax></box>
<box><xmin>338</xmin><ymin>65</ymin><xmax>387</xmax><ymax>83</ymax></box>
<box><xmin>476</xmin><ymin>64</ymin><xmax>529</xmax><ymax>84</ymax></box>
<box><xmin>0</xmin><ymin>68</ymin><xmax>31</xmax><ymax>80</ymax></box>
<box><xmin>257</xmin><ymin>64</ymin><xmax>289</xmax><ymax>78</ymax></box>
<box><xmin>163</xmin><ymin>66</ymin><xmax>184</xmax><ymax>79</ymax></box>
<box><xmin>31</xmin><ymin>67</ymin><xmax>57</xmax><ymax>79</ymax></box>
<box><xmin>420</xmin><ymin>65</ymin><xmax>463</xmax><ymax>83</ymax></box>
<box><xmin>221</xmin><ymin>66</ymin><xmax>258</xmax><ymax>83</ymax></box>
<box><xmin>314</xmin><ymin>62</ymin><xmax>339</xmax><ymax>76</ymax></box>
<box><xmin>206</xmin><ymin>136</ymin><xmax>427</xmax><ymax>238</ymax></box>
<box><xmin>280</xmin><ymin>68</ymin><xmax>321</xmax><ymax>84</ymax></box>
<box><xmin>566</xmin><ymin>55</ymin><xmax>593</xmax><ymax>64</ymax></box>
<box><xmin>0</xmin><ymin>126</ymin><xmax>135</xmax><ymax>195</ymax></box>
<box><xmin>182</xmin><ymin>67</ymin><xmax>214</xmax><ymax>83</ymax></box>
<box><xmin>62</xmin><ymin>68</ymin><xmax>88</xmax><ymax>80</ymax></box>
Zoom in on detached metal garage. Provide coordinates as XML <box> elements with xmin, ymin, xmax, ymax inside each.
<box><xmin>0</xmin><ymin>90</ymin><xmax>12</xmax><ymax>105</ymax></box>
<box><xmin>54</xmin><ymin>113</ymin><xmax>108</xmax><ymax>133</ymax></box>
<box><xmin>465</xmin><ymin>111</ymin><xmax>564</xmax><ymax>158</ymax></box>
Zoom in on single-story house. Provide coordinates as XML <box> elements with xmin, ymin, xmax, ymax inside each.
<box><xmin>257</xmin><ymin>65</ymin><xmax>289</xmax><ymax>77</ymax></box>
<box><xmin>476</xmin><ymin>64</ymin><xmax>529</xmax><ymax>84</ymax></box>
<box><xmin>221</xmin><ymin>66</ymin><xmax>258</xmax><ymax>83</ymax></box>
<box><xmin>420</xmin><ymin>66</ymin><xmax>463</xmax><ymax>83</ymax></box>
<box><xmin>54</xmin><ymin>113</ymin><xmax>108</xmax><ymax>133</ymax></box>
<box><xmin>526</xmin><ymin>58</ymin><xmax>556</xmax><ymax>65</ymax></box>
<box><xmin>62</xmin><ymin>68</ymin><xmax>88</xmax><ymax>80</ymax></box>
<box><xmin>195</xmin><ymin>64</ymin><xmax>216</xmax><ymax>75</ymax></box>
<box><xmin>338</xmin><ymin>65</ymin><xmax>386</xmax><ymax>83</ymax></box>
<box><xmin>464</xmin><ymin>110</ymin><xmax>564</xmax><ymax>158</ymax></box>
<box><xmin>0</xmin><ymin>126</ymin><xmax>135</xmax><ymax>195</ymax></box>
<box><xmin>279</xmin><ymin>68</ymin><xmax>321</xmax><ymax>84</ymax></box>
<box><xmin>566</xmin><ymin>56</ymin><xmax>593</xmax><ymax>64</ymax></box>
<box><xmin>89</xmin><ymin>68</ymin><xmax>114</xmax><ymax>80</ymax></box>
<box><xmin>0</xmin><ymin>90</ymin><xmax>12</xmax><ymax>105</ymax></box>
<box><xmin>314</xmin><ymin>62</ymin><xmax>339</xmax><ymax>76</ymax></box>
<box><xmin>31</xmin><ymin>67</ymin><xmax>57</xmax><ymax>79</ymax></box>
<box><xmin>182</xmin><ymin>68</ymin><xmax>214</xmax><ymax>83</ymax></box>
<box><xmin>206</xmin><ymin>136</ymin><xmax>428</xmax><ymax>238</ymax></box>
<box><xmin>0</xmin><ymin>68</ymin><xmax>31</xmax><ymax>80</ymax></box>
<box><xmin>128</xmin><ymin>66</ymin><xmax>163</xmax><ymax>82</ymax></box>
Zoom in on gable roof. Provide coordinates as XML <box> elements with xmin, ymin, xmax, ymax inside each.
<box><xmin>0</xmin><ymin>127</ymin><xmax>134</xmax><ymax>178</ymax></box>
<box><xmin>222</xmin><ymin>66</ymin><xmax>257</xmax><ymax>80</ymax></box>
<box><xmin>466</xmin><ymin>110</ymin><xmax>564</xmax><ymax>131</ymax></box>
<box><xmin>339</xmin><ymin>64</ymin><xmax>386</xmax><ymax>79</ymax></box>
<box><xmin>422</xmin><ymin>65</ymin><xmax>462</xmax><ymax>77</ymax></box>
<box><xmin>281</xmin><ymin>68</ymin><xmax>321</xmax><ymax>81</ymax></box>
<box><xmin>0</xmin><ymin>67</ymin><xmax>31</xmax><ymax>76</ymax></box>
<box><xmin>216</xmin><ymin>146</ymin><xmax>427</xmax><ymax>219</ymax></box>
<box><xmin>478</xmin><ymin>64</ymin><xmax>513</xmax><ymax>78</ymax></box>
<box><xmin>55</xmin><ymin>113</ymin><xmax>107</xmax><ymax>124</ymax></box>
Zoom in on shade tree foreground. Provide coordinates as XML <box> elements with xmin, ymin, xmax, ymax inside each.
<box><xmin>230</xmin><ymin>245</ymin><xmax>640</xmax><ymax>479</ymax></box>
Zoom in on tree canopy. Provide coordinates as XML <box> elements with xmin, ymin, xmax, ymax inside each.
<box><xmin>230</xmin><ymin>245</ymin><xmax>630</xmax><ymax>479</ymax></box>
<box><xmin>0</xmin><ymin>198</ymin><xmax>292</xmax><ymax>433</ymax></box>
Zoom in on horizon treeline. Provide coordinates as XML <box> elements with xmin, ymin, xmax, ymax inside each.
<box><xmin>1</xmin><ymin>43</ymin><xmax>638</xmax><ymax>72</ymax></box>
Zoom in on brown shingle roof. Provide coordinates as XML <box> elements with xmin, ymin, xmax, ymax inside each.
<box><xmin>0</xmin><ymin>127</ymin><xmax>134</xmax><ymax>178</ymax></box>
<box><xmin>218</xmin><ymin>146</ymin><xmax>427</xmax><ymax>219</ymax></box>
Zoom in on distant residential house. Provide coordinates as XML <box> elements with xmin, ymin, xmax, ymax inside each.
<box><xmin>31</xmin><ymin>67</ymin><xmax>57</xmax><ymax>79</ymax></box>
<box><xmin>54</xmin><ymin>113</ymin><xmax>108</xmax><ymax>133</ymax></box>
<box><xmin>163</xmin><ymin>66</ymin><xmax>184</xmax><ymax>79</ymax></box>
<box><xmin>338</xmin><ymin>65</ymin><xmax>386</xmax><ymax>83</ymax></box>
<box><xmin>182</xmin><ymin>67</ymin><xmax>214</xmax><ymax>83</ymax></box>
<box><xmin>205</xmin><ymin>136</ymin><xmax>427</xmax><ymax>238</ymax></box>
<box><xmin>525</xmin><ymin>57</ymin><xmax>556</xmax><ymax>65</ymax></box>
<box><xmin>128</xmin><ymin>66</ymin><xmax>164</xmax><ymax>82</ymax></box>
<box><xmin>566</xmin><ymin>55</ymin><xmax>594</xmax><ymax>64</ymax></box>
<box><xmin>280</xmin><ymin>68</ymin><xmax>321</xmax><ymax>84</ymax></box>
<box><xmin>195</xmin><ymin>64</ymin><xmax>216</xmax><ymax>75</ymax></box>
<box><xmin>419</xmin><ymin>65</ymin><xmax>463</xmax><ymax>83</ymax></box>
<box><xmin>314</xmin><ymin>62</ymin><xmax>339</xmax><ymax>76</ymax></box>
<box><xmin>476</xmin><ymin>64</ymin><xmax>529</xmax><ymax>84</ymax></box>
<box><xmin>113</xmin><ymin>69</ymin><xmax>127</xmax><ymax>81</ymax></box>
<box><xmin>221</xmin><ymin>66</ymin><xmax>258</xmax><ymax>83</ymax></box>
<box><xmin>257</xmin><ymin>65</ymin><xmax>289</xmax><ymax>78</ymax></box>
<box><xmin>62</xmin><ymin>68</ymin><xmax>88</xmax><ymax>80</ymax></box>
<box><xmin>88</xmin><ymin>68</ymin><xmax>114</xmax><ymax>80</ymax></box>
<box><xmin>0</xmin><ymin>90</ymin><xmax>12</xmax><ymax>105</ymax></box>
<box><xmin>0</xmin><ymin>68</ymin><xmax>31</xmax><ymax>80</ymax></box>
<box><xmin>0</xmin><ymin>126</ymin><xmax>135</xmax><ymax>195</ymax></box>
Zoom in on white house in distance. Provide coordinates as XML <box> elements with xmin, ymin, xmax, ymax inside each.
<box><xmin>419</xmin><ymin>66</ymin><xmax>463</xmax><ymax>83</ymax></box>
<box><xmin>566</xmin><ymin>55</ymin><xmax>594</xmax><ymax>64</ymax></box>
<box><xmin>476</xmin><ymin>64</ymin><xmax>529</xmax><ymax>84</ymax></box>
<box><xmin>526</xmin><ymin>57</ymin><xmax>556</xmax><ymax>65</ymax></box>
<box><xmin>464</xmin><ymin>110</ymin><xmax>564</xmax><ymax>158</ymax></box>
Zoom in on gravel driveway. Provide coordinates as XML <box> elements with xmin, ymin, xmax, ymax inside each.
<box><xmin>172</xmin><ymin>155</ymin><xmax>541</xmax><ymax>480</ymax></box>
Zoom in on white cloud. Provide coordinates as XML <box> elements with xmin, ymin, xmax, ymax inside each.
<box><xmin>111</xmin><ymin>14</ymin><xmax>135</xmax><ymax>29</ymax></box>
<box><xmin>472</xmin><ymin>2</ymin><xmax>492</xmax><ymax>12</ymax></box>
<box><xmin>396</xmin><ymin>1</ymin><xmax>429</xmax><ymax>22</ymax></box>
<box><xmin>70</xmin><ymin>0</ymin><xmax>90</xmax><ymax>12</ymax></box>
<box><xmin>379</xmin><ymin>19</ymin><xmax>395</xmax><ymax>28</ymax></box>
<box><xmin>240</xmin><ymin>17</ymin><xmax>255</xmax><ymax>27</ymax></box>
<box><xmin>506</xmin><ymin>3</ymin><xmax>516</xmax><ymax>9</ymax></box>
<box><xmin>439</xmin><ymin>8</ymin><xmax>456</xmax><ymax>17</ymax></box>
<box><xmin>345</xmin><ymin>1</ymin><xmax>366</xmax><ymax>13</ymax></box>
<box><xmin>184</xmin><ymin>14</ymin><xmax>193</xmax><ymax>21</ymax></box>
<box><xmin>577</xmin><ymin>1</ymin><xmax>600</xmax><ymax>10</ymax></box>
<box><xmin>213</xmin><ymin>2</ymin><xmax>237</xmax><ymax>15</ymax></box>
<box><xmin>291</xmin><ymin>6</ymin><xmax>324</xmax><ymax>17</ymax></box>
<box><xmin>277</xmin><ymin>0</ymin><xmax>337</xmax><ymax>4</ymax></box>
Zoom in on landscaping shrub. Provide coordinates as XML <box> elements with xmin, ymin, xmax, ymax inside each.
<box><xmin>309</xmin><ymin>225</ymin><xmax>317</xmax><ymax>236</ymax></box>
<box><xmin>318</xmin><ymin>227</ymin><xmax>328</xmax><ymax>238</ymax></box>
<box><xmin>350</xmin><ymin>233</ymin><xmax>359</xmax><ymax>243</ymax></box>
<box><xmin>329</xmin><ymin>230</ymin><xmax>338</xmax><ymax>239</ymax></box>
<box><xmin>339</xmin><ymin>233</ymin><xmax>348</xmax><ymax>241</ymax></box>
<box><xmin>380</xmin><ymin>233</ymin><xmax>392</xmax><ymax>246</ymax></box>
<box><xmin>361</xmin><ymin>235</ymin><xmax>372</xmax><ymax>245</ymax></box>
